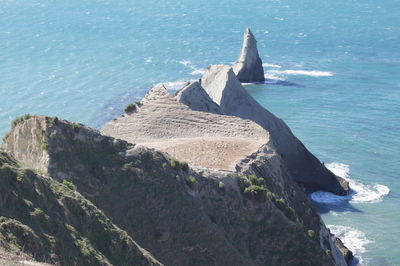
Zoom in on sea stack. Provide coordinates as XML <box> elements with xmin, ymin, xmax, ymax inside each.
<box><xmin>232</xmin><ymin>27</ymin><xmax>265</xmax><ymax>83</ymax></box>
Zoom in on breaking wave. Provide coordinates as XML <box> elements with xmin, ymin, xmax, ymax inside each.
<box><xmin>262</xmin><ymin>63</ymin><xmax>282</xmax><ymax>68</ymax></box>
<box><xmin>328</xmin><ymin>225</ymin><xmax>373</xmax><ymax>265</ymax></box>
<box><xmin>267</xmin><ymin>69</ymin><xmax>334</xmax><ymax>77</ymax></box>
<box><xmin>310</xmin><ymin>163</ymin><xmax>390</xmax><ymax>204</ymax></box>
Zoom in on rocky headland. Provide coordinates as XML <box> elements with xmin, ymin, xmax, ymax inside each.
<box><xmin>0</xmin><ymin>28</ymin><xmax>352</xmax><ymax>265</ymax></box>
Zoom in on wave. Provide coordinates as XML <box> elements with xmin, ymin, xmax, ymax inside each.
<box><xmin>310</xmin><ymin>162</ymin><xmax>390</xmax><ymax>204</ymax></box>
<box><xmin>328</xmin><ymin>225</ymin><xmax>373</xmax><ymax>265</ymax></box>
<box><xmin>267</xmin><ymin>69</ymin><xmax>333</xmax><ymax>77</ymax></box>
<box><xmin>178</xmin><ymin>60</ymin><xmax>204</xmax><ymax>76</ymax></box>
<box><xmin>262</xmin><ymin>63</ymin><xmax>282</xmax><ymax>68</ymax></box>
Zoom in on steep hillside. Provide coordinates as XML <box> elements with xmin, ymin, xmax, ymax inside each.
<box><xmin>0</xmin><ymin>149</ymin><xmax>160</xmax><ymax>266</ymax></box>
<box><xmin>2</xmin><ymin>115</ymin><xmax>351</xmax><ymax>265</ymax></box>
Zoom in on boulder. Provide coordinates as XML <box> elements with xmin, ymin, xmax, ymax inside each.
<box><xmin>232</xmin><ymin>28</ymin><xmax>265</xmax><ymax>83</ymax></box>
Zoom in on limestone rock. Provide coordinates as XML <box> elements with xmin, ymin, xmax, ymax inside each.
<box><xmin>175</xmin><ymin>81</ymin><xmax>222</xmax><ymax>114</ymax></box>
<box><xmin>103</xmin><ymin>85</ymin><xmax>268</xmax><ymax>171</ymax></box>
<box><xmin>200</xmin><ymin>64</ymin><xmax>350</xmax><ymax>195</ymax></box>
<box><xmin>232</xmin><ymin>28</ymin><xmax>265</xmax><ymax>83</ymax></box>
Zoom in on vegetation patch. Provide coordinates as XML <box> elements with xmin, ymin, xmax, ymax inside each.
<box><xmin>51</xmin><ymin>116</ymin><xmax>59</xmax><ymax>126</ymax></box>
<box><xmin>72</xmin><ymin>123</ymin><xmax>81</xmax><ymax>133</ymax></box>
<box><xmin>62</xmin><ymin>180</ymin><xmax>76</xmax><ymax>191</ymax></box>
<box><xmin>11</xmin><ymin>114</ymin><xmax>32</xmax><ymax>129</ymax></box>
<box><xmin>307</xmin><ymin>229</ymin><xmax>315</xmax><ymax>239</ymax></box>
<box><xmin>185</xmin><ymin>175</ymin><xmax>197</xmax><ymax>188</ymax></box>
<box><xmin>238</xmin><ymin>174</ymin><xmax>268</xmax><ymax>202</ymax></box>
<box><xmin>41</xmin><ymin>142</ymin><xmax>49</xmax><ymax>151</ymax></box>
<box><xmin>170</xmin><ymin>158</ymin><xmax>189</xmax><ymax>172</ymax></box>
<box><xmin>124</xmin><ymin>104</ymin><xmax>136</xmax><ymax>113</ymax></box>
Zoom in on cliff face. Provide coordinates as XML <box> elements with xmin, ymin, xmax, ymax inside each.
<box><xmin>1</xmin><ymin>116</ymin><xmax>350</xmax><ymax>265</ymax></box>
<box><xmin>0</xmin><ymin>149</ymin><xmax>160</xmax><ymax>266</ymax></box>
<box><xmin>232</xmin><ymin>28</ymin><xmax>265</xmax><ymax>83</ymax></box>
<box><xmin>200</xmin><ymin>64</ymin><xmax>349</xmax><ymax>195</ymax></box>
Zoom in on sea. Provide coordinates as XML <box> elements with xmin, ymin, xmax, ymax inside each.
<box><xmin>0</xmin><ymin>0</ymin><xmax>399</xmax><ymax>265</ymax></box>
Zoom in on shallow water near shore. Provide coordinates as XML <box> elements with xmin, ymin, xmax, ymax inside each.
<box><xmin>1</xmin><ymin>0</ymin><xmax>399</xmax><ymax>264</ymax></box>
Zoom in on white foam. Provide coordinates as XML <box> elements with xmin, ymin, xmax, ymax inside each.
<box><xmin>267</xmin><ymin>69</ymin><xmax>333</xmax><ymax>77</ymax></box>
<box><xmin>178</xmin><ymin>60</ymin><xmax>204</xmax><ymax>76</ymax></box>
<box><xmin>264</xmin><ymin>74</ymin><xmax>284</xmax><ymax>81</ymax></box>
<box><xmin>163</xmin><ymin>80</ymin><xmax>189</xmax><ymax>91</ymax></box>
<box><xmin>262</xmin><ymin>63</ymin><xmax>282</xmax><ymax>68</ymax></box>
<box><xmin>328</xmin><ymin>225</ymin><xmax>373</xmax><ymax>265</ymax></box>
<box><xmin>310</xmin><ymin>162</ymin><xmax>390</xmax><ymax>204</ymax></box>
<box><xmin>178</xmin><ymin>60</ymin><xmax>191</xmax><ymax>66</ymax></box>
<box><xmin>190</xmin><ymin>69</ymin><xmax>205</xmax><ymax>75</ymax></box>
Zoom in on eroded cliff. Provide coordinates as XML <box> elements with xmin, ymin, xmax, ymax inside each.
<box><xmin>1</xmin><ymin>115</ymin><xmax>351</xmax><ymax>265</ymax></box>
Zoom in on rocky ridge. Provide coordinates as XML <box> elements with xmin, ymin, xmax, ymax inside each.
<box><xmin>2</xmin><ymin>116</ymin><xmax>350</xmax><ymax>265</ymax></box>
<box><xmin>200</xmin><ymin>64</ymin><xmax>349</xmax><ymax>195</ymax></box>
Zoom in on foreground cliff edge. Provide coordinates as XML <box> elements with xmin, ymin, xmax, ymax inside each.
<box><xmin>0</xmin><ymin>28</ymin><xmax>353</xmax><ymax>265</ymax></box>
<box><xmin>2</xmin><ymin>115</ymin><xmax>351</xmax><ymax>265</ymax></box>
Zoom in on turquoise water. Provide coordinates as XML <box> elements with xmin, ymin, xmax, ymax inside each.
<box><xmin>1</xmin><ymin>0</ymin><xmax>399</xmax><ymax>264</ymax></box>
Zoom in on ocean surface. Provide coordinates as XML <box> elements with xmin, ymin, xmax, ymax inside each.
<box><xmin>0</xmin><ymin>0</ymin><xmax>399</xmax><ymax>264</ymax></box>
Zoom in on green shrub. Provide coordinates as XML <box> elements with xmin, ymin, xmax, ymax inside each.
<box><xmin>124</xmin><ymin>104</ymin><xmax>136</xmax><ymax>113</ymax></box>
<box><xmin>181</xmin><ymin>161</ymin><xmax>189</xmax><ymax>172</ymax></box>
<box><xmin>185</xmin><ymin>175</ymin><xmax>197</xmax><ymax>188</ymax></box>
<box><xmin>30</xmin><ymin>208</ymin><xmax>43</xmax><ymax>217</ymax></box>
<box><xmin>52</xmin><ymin>116</ymin><xmax>59</xmax><ymax>125</ymax></box>
<box><xmin>267</xmin><ymin>191</ymin><xmax>276</xmax><ymax>200</ymax></box>
<box><xmin>238</xmin><ymin>174</ymin><xmax>268</xmax><ymax>201</ymax></box>
<box><xmin>62</xmin><ymin>180</ymin><xmax>76</xmax><ymax>191</ymax></box>
<box><xmin>162</xmin><ymin>162</ymin><xmax>168</xmax><ymax>169</ymax></box>
<box><xmin>238</xmin><ymin>177</ymin><xmax>251</xmax><ymax>191</ymax></box>
<box><xmin>218</xmin><ymin>181</ymin><xmax>225</xmax><ymax>190</ymax></box>
<box><xmin>72</xmin><ymin>123</ymin><xmax>80</xmax><ymax>133</ymax></box>
<box><xmin>307</xmin><ymin>229</ymin><xmax>316</xmax><ymax>239</ymax></box>
<box><xmin>243</xmin><ymin>185</ymin><xmax>267</xmax><ymax>201</ymax></box>
<box><xmin>170</xmin><ymin>158</ymin><xmax>180</xmax><ymax>170</ymax></box>
<box><xmin>326</xmin><ymin>249</ymin><xmax>332</xmax><ymax>256</ymax></box>
<box><xmin>11</xmin><ymin>114</ymin><xmax>32</xmax><ymax>128</ymax></box>
<box><xmin>248</xmin><ymin>174</ymin><xmax>265</xmax><ymax>186</ymax></box>
<box><xmin>41</xmin><ymin>142</ymin><xmax>49</xmax><ymax>151</ymax></box>
<box><xmin>135</xmin><ymin>101</ymin><xmax>143</xmax><ymax>107</ymax></box>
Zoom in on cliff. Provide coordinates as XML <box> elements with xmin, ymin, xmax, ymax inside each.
<box><xmin>232</xmin><ymin>28</ymin><xmax>265</xmax><ymax>83</ymax></box>
<box><xmin>200</xmin><ymin>64</ymin><xmax>349</xmax><ymax>195</ymax></box>
<box><xmin>1</xmin><ymin>115</ymin><xmax>351</xmax><ymax>265</ymax></box>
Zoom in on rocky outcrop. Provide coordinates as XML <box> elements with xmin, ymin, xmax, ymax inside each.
<box><xmin>232</xmin><ymin>28</ymin><xmax>265</xmax><ymax>83</ymax></box>
<box><xmin>200</xmin><ymin>64</ymin><xmax>349</xmax><ymax>195</ymax></box>
<box><xmin>2</xmin><ymin>115</ymin><xmax>350</xmax><ymax>265</ymax></box>
<box><xmin>175</xmin><ymin>81</ymin><xmax>222</xmax><ymax>114</ymax></box>
<box><xmin>102</xmin><ymin>84</ymin><xmax>268</xmax><ymax>171</ymax></box>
